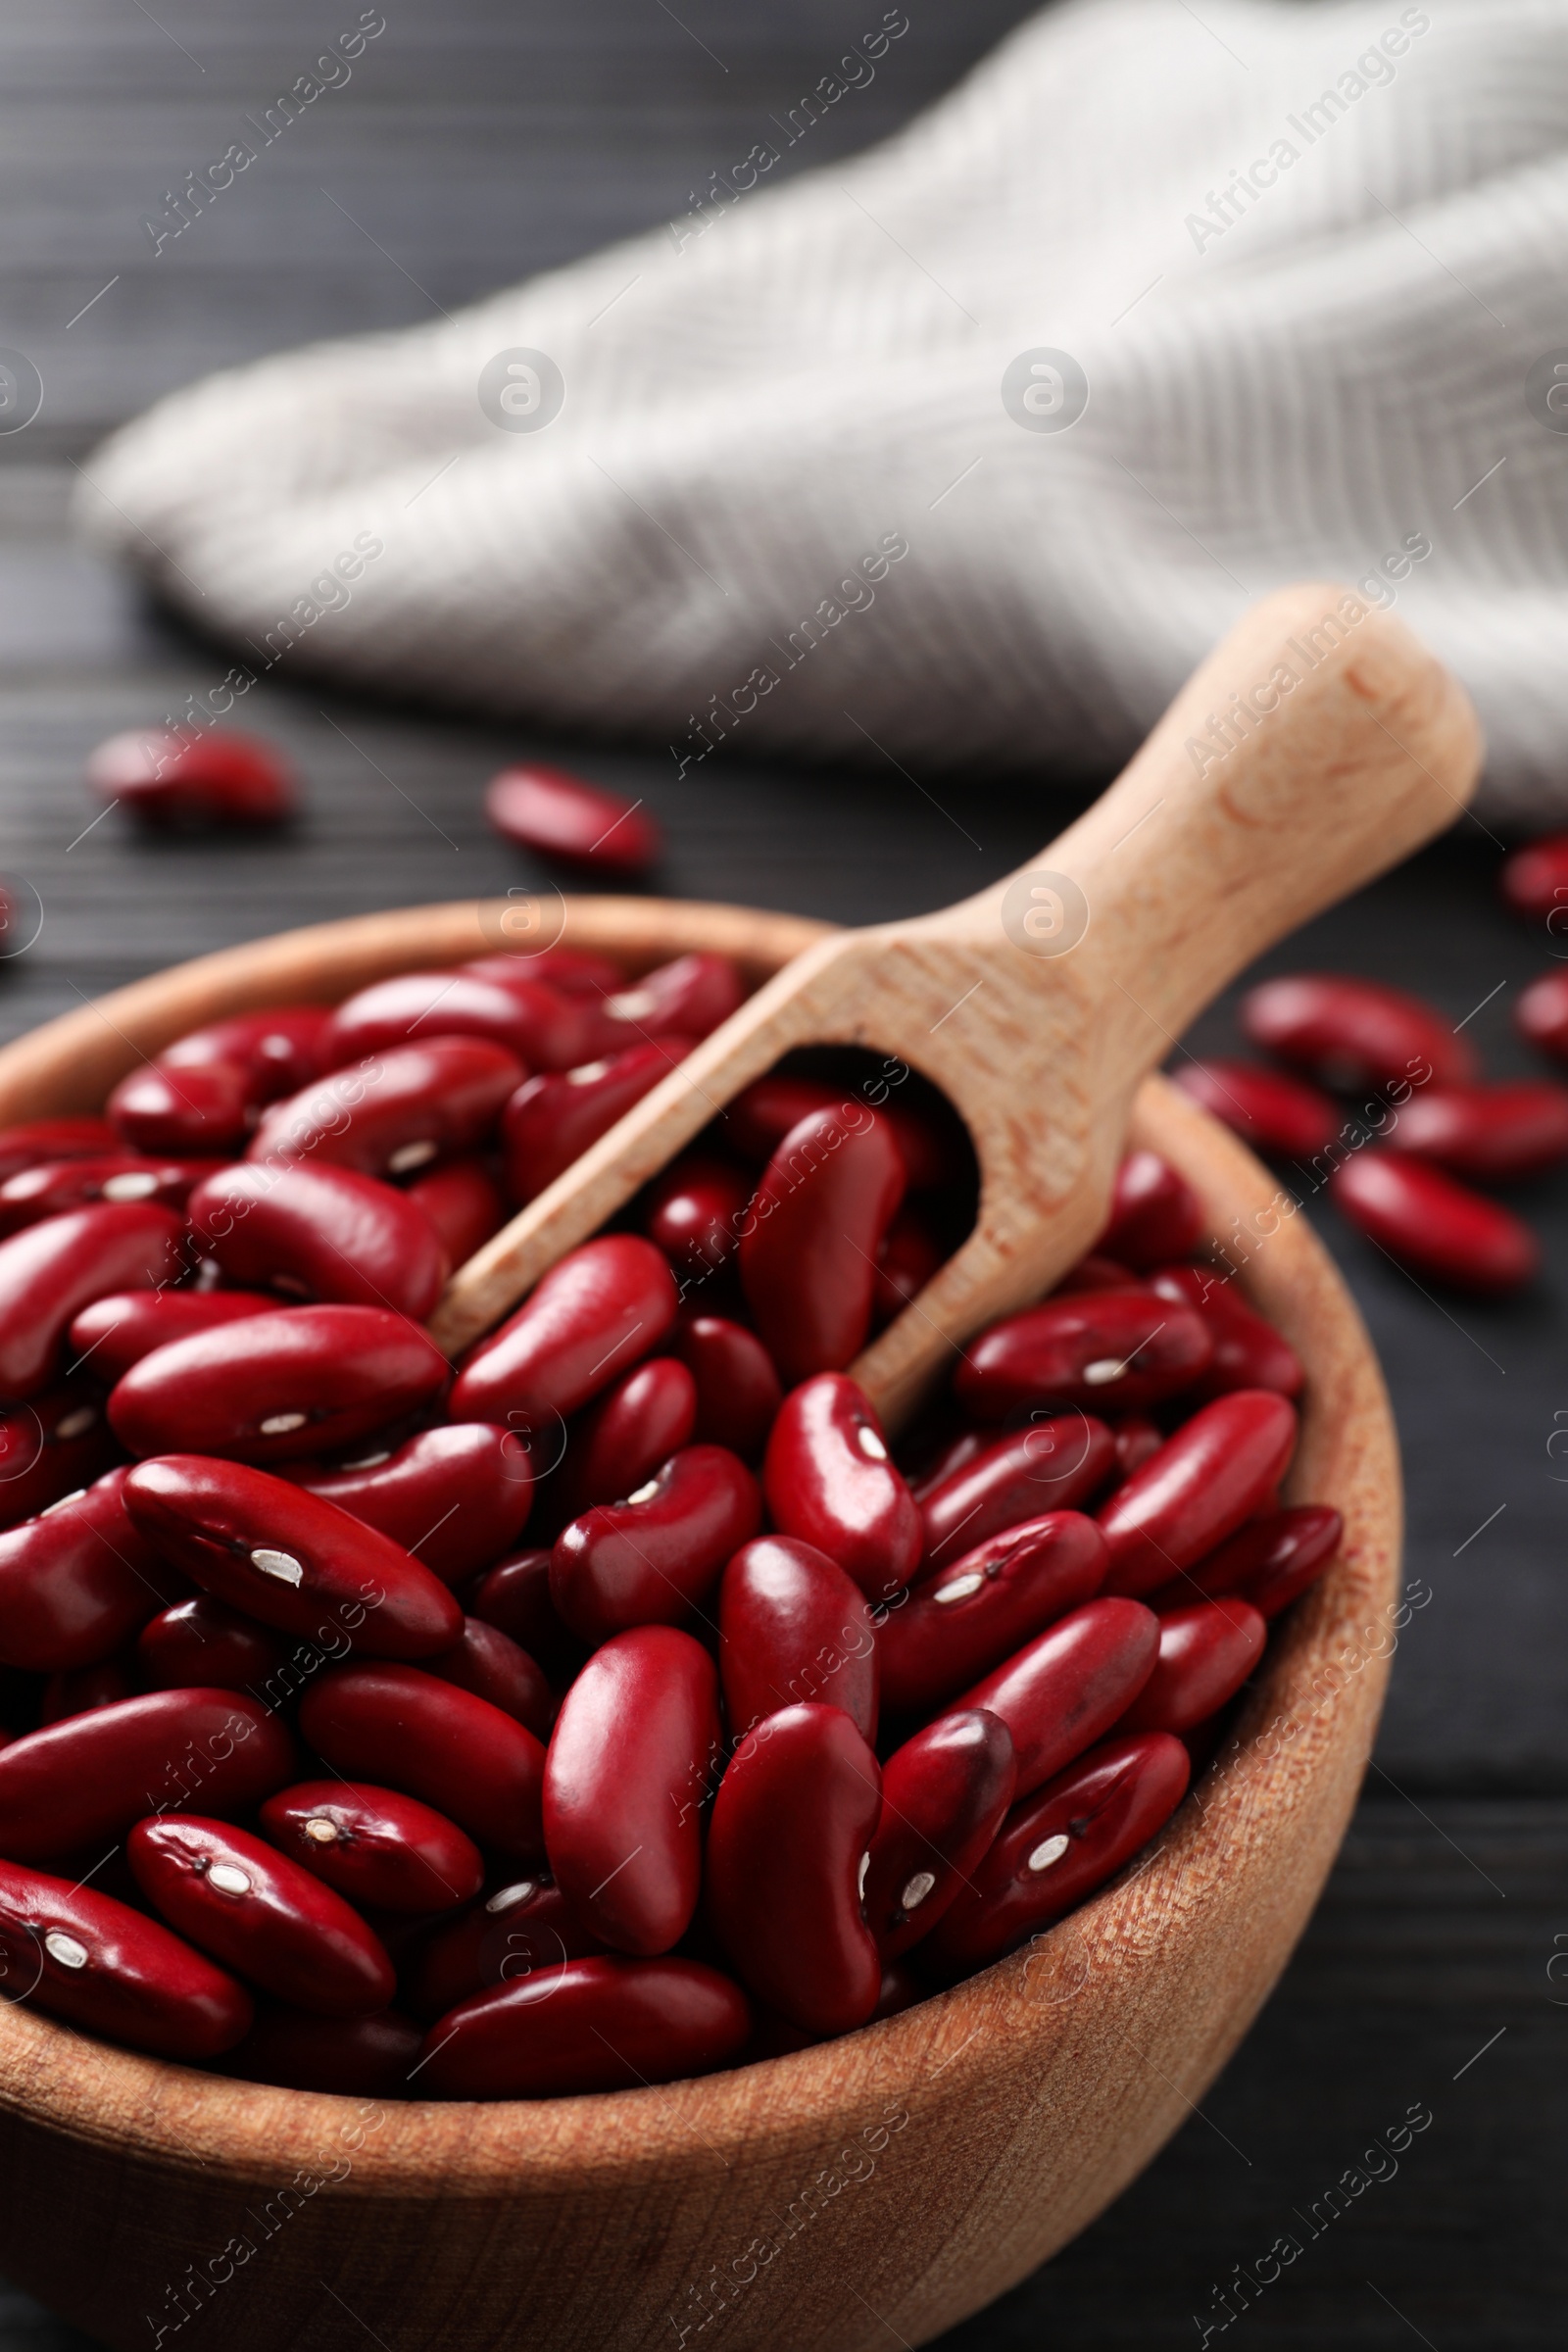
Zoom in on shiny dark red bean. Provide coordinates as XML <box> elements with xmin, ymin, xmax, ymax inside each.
<box><xmin>1054</xmin><ymin>1252</ymin><xmax>1143</xmax><ymax>1295</ymax></box>
<box><xmin>1156</xmin><ymin>1503</ymin><xmax>1343</xmax><ymax>1620</ymax></box>
<box><xmin>0</xmin><ymin>1467</ymin><xmax>178</xmax><ymax>1674</ymax></box>
<box><xmin>0</xmin><ymin>1858</ymin><xmax>252</xmax><ymax>2058</ymax></box>
<box><xmin>108</xmin><ymin>1058</ymin><xmax>255</xmax><ymax>1155</ymax></box>
<box><xmin>558</xmin><ymin>1356</ymin><xmax>696</xmax><ymax>1521</ymax></box>
<box><xmin>417</xmin><ymin>1954</ymin><xmax>750</xmax><ymax>2098</ymax></box>
<box><xmin>718</xmin><ymin>1536</ymin><xmax>878</xmax><ymax>1741</ymax></box>
<box><xmin>1147</xmin><ymin>1264</ymin><xmax>1302</xmax><ymax>1398</ymax></box>
<box><xmin>402</xmin><ymin>1874</ymin><xmax>607</xmax><ymax>2022</ymax></box>
<box><xmin>543</xmin><ymin>1626</ymin><xmax>718</xmax><ymax>1954</ymax></box>
<box><xmin>0</xmin><ymin>1202</ymin><xmax>186</xmax><ymax>1401</ymax></box>
<box><xmin>0</xmin><ymin>1383</ymin><xmax>117</xmax><ymax>1529</ymax></box>
<box><xmin>873</xmin><ymin>1204</ymin><xmax>943</xmax><ymax>1320</ymax></box>
<box><xmin>707</xmin><ymin>1703</ymin><xmax>881</xmax><ymax>2034</ymax></box>
<box><xmin>449</xmin><ymin>1234</ymin><xmax>677</xmax><ymax>1428</ymax></box>
<box><xmin>187</xmin><ymin>1160</ymin><xmax>449</xmax><ymax>1321</ymax></box>
<box><xmin>321</xmin><ymin>969</ymin><xmax>588</xmax><ymax>1076</ymax></box>
<box><xmin>122</xmin><ymin>1456</ymin><xmax>463</xmax><ymax>1658</ymax></box>
<box><xmin>551</xmin><ymin>1444</ymin><xmax>760</xmax><ymax>1643</ymax></box>
<box><xmin>0</xmin><ymin>1153</ymin><xmax>221</xmax><ymax>1237</ymax></box>
<box><xmin>598</xmin><ymin>953</ymin><xmax>743</xmax><ymax>1046</ymax></box>
<box><xmin>1384</xmin><ymin>1080</ymin><xmax>1568</xmax><ymax>1183</ymax></box>
<box><xmin>222</xmin><ymin>2000</ymin><xmax>421</xmax><ymax>2093</ymax></box>
<box><xmin>0</xmin><ymin>1116</ymin><xmax>118</xmax><ymax>1185</ymax></box>
<box><xmin>1171</xmin><ymin>1059</ymin><xmax>1339</xmax><ymax>1159</ymax></box>
<box><xmin>502</xmin><ymin>1035</ymin><xmax>694</xmax><ymax>1206</ymax></box>
<box><xmin>925</xmin><ymin>1732</ymin><xmax>1191</xmax><ymax>1969</ymax></box>
<box><xmin>299</xmin><ymin>1664</ymin><xmax>546</xmax><ymax>1856</ymax></box>
<box><xmin>40</xmin><ymin>1655</ymin><xmax>137</xmax><ymax>1723</ymax></box>
<box><xmin>1109</xmin><ymin>1414</ymin><xmax>1163</xmax><ymax>1481</ymax></box>
<box><xmin>129</xmin><ymin>1816</ymin><xmax>394</xmax><ymax>2016</ymax></box>
<box><xmin>0</xmin><ymin>1688</ymin><xmax>296</xmax><ymax>1858</ymax></box>
<box><xmin>110</xmin><ymin>1303</ymin><xmax>450</xmax><ymax>1466</ymax></box>
<box><xmin>466</xmin><ymin>1548</ymin><xmax>578</xmax><ymax>1678</ymax></box>
<box><xmin>1096</xmin><ymin>1152</ymin><xmax>1205</xmax><ymax>1269</ymax></box>
<box><xmin>952</xmin><ymin>1595</ymin><xmax>1159</xmax><ymax>1796</ymax></box>
<box><xmin>762</xmin><ymin>1374</ymin><xmax>920</xmax><ymax>1600</ymax></box>
<box><xmin>955</xmin><ymin>1290</ymin><xmax>1212</xmax><ymax>1421</ymax></box>
<box><xmin>1330</xmin><ymin>1152</ymin><xmax>1538</xmax><ymax>1294</ymax></box>
<box><xmin>406</xmin><ymin>1155</ymin><xmax>508</xmax><ymax>1266</ymax></box>
<box><xmin>643</xmin><ymin>1152</ymin><xmax>751</xmax><ymax>1277</ymax></box>
<box><xmin>137</xmin><ymin>1594</ymin><xmax>288</xmax><ymax>1692</ymax></box>
<box><xmin>738</xmin><ymin>1108</ymin><xmax>905</xmax><ymax>1384</ymax></box>
<box><xmin>1499</xmin><ymin>833</ymin><xmax>1568</xmax><ymax>923</ymax></box>
<box><xmin>879</xmin><ymin>1513</ymin><xmax>1108</xmax><ymax>1719</ymax></box>
<box><xmin>484</xmin><ymin>764</ymin><xmax>662</xmax><ymax>875</ymax></box>
<box><xmin>1118</xmin><ymin>1599</ymin><xmax>1265</xmax><ymax>1734</ymax></box>
<box><xmin>1517</xmin><ymin>968</ymin><xmax>1568</xmax><ymax>1062</ymax></box>
<box><xmin>1242</xmin><ymin>972</ymin><xmax>1475</xmax><ymax>1091</ymax></box>
<box><xmin>423</xmin><ymin>1617</ymin><xmax>553</xmax><ymax>1740</ymax></box>
<box><xmin>1099</xmin><ymin>1391</ymin><xmax>1297</xmax><ymax>1597</ymax></box>
<box><xmin>919</xmin><ymin>1414</ymin><xmax>1116</xmax><ymax>1571</ymax></box>
<box><xmin>159</xmin><ymin>1005</ymin><xmax>329</xmax><ymax>1101</ymax></box>
<box><xmin>463</xmin><ymin>948</ymin><xmax>623</xmax><ymax>1001</ymax></box>
<box><xmin>724</xmin><ymin>1074</ymin><xmax>951</xmax><ymax>1191</ymax></box>
<box><xmin>290</xmin><ymin>1423</ymin><xmax>533</xmax><ymax>1583</ymax></box>
<box><xmin>67</xmin><ymin>1286</ymin><xmax>277</xmax><ymax>1385</ymax></box>
<box><xmin>673</xmin><ymin>1313</ymin><xmax>781</xmax><ymax>1461</ymax></box>
<box><xmin>260</xmin><ymin>1779</ymin><xmax>483</xmax><ymax>1913</ymax></box>
<box><xmin>249</xmin><ymin>1037</ymin><xmax>522</xmax><ymax>1179</ymax></box>
<box><xmin>87</xmin><ymin>727</ymin><xmax>297</xmax><ymax>825</ymax></box>
<box><xmin>862</xmin><ymin>1710</ymin><xmax>1016</xmax><ymax>1957</ymax></box>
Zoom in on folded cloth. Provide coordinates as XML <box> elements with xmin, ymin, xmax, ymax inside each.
<box><xmin>76</xmin><ymin>0</ymin><xmax>1568</xmax><ymax>818</ymax></box>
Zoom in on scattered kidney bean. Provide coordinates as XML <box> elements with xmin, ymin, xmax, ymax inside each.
<box><xmin>300</xmin><ymin>1664</ymin><xmax>546</xmax><ymax>1856</ymax></box>
<box><xmin>449</xmin><ymin>1234</ymin><xmax>676</xmax><ymax>1429</ymax></box>
<box><xmin>739</xmin><ymin>1108</ymin><xmax>905</xmax><ymax>1384</ymax></box>
<box><xmin>551</xmin><ymin>1443</ymin><xmax>760</xmax><ymax>1644</ymax></box>
<box><xmin>223</xmin><ymin>2000</ymin><xmax>421</xmax><ymax>2095</ymax></box>
<box><xmin>673</xmin><ymin>1313</ymin><xmax>781</xmax><ymax>1460</ymax></box>
<box><xmin>331</xmin><ymin>968</ymin><xmax>592</xmax><ymax>1076</ymax></box>
<box><xmin>187</xmin><ymin>1160</ymin><xmax>449</xmax><ymax>1321</ymax></box>
<box><xmin>873</xmin><ymin>1205</ymin><xmax>943</xmax><ymax>1321</ymax></box>
<box><xmin>502</xmin><ymin>1035</ymin><xmax>694</xmax><ymax>1207</ymax></box>
<box><xmin>919</xmin><ymin>1414</ymin><xmax>1116</xmax><ymax>1571</ymax></box>
<box><xmin>1242</xmin><ymin>972</ymin><xmax>1474</xmax><ymax>1091</ymax></box>
<box><xmin>1498</xmin><ymin>833</ymin><xmax>1568</xmax><ymax>924</ymax></box>
<box><xmin>1099</xmin><ymin>1392</ymin><xmax>1298</xmax><ymax>1597</ymax></box>
<box><xmin>485</xmin><ymin>765</ymin><xmax>662</xmax><ymax>875</ymax></box>
<box><xmin>762</xmin><ymin>1374</ymin><xmax>920</xmax><ymax>1600</ymax></box>
<box><xmin>719</xmin><ymin>1536</ymin><xmax>878</xmax><ymax>1742</ymax></box>
<box><xmin>288</xmin><ymin>1423</ymin><xmax>534</xmax><ymax>1585</ymax></box>
<box><xmin>88</xmin><ymin>728</ymin><xmax>297</xmax><ymax>826</ymax></box>
<box><xmin>1096</xmin><ymin>1152</ymin><xmax>1206</xmax><ymax>1268</ymax></box>
<box><xmin>405</xmin><ymin>1153</ymin><xmax>509</xmax><ymax>1266</ymax></box>
<box><xmin>66</xmin><ymin>1287</ymin><xmax>278</xmax><ymax>1385</ymax></box>
<box><xmin>598</xmin><ymin>954</ymin><xmax>743</xmax><ymax>1047</ymax></box>
<box><xmin>1155</xmin><ymin>1503</ymin><xmax>1343</xmax><ymax>1620</ymax></box>
<box><xmin>1116</xmin><ymin>1599</ymin><xmax>1266</xmax><ymax>1735</ymax></box>
<box><xmin>0</xmin><ymin>1202</ymin><xmax>186</xmax><ymax>1401</ymax></box>
<box><xmin>1330</xmin><ymin>1152</ymin><xmax>1539</xmax><ymax>1294</ymax></box>
<box><xmin>1108</xmin><ymin>1414</ymin><xmax>1163</xmax><ymax>1481</ymax></box>
<box><xmin>1383</xmin><ymin>1079</ymin><xmax>1568</xmax><ymax>1184</ymax></box>
<box><xmin>642</xmin><ymin>1152</ymin><xmax>751</xmax><ymax>1277</ymax></box>
<box><xmin>0</xmin><ymin>1858</ymin><xmax>253</xmax><ymax>2057</ymax></box>
<box><xmin>402</xmin><ymin>1875</ymin><xmax>607</xmax><ymax>2023</ymax></box>
<box><xmin>159</xmin><ymin>1006</ymin><xmax>330</xmax><ymax>1101</ymax></box>
<box><xmin>1146</xmin><ymin>1264</ymin><xmax>1302</xmax><ymax>1398</ymax></box>
<box><xmin>250</xmin><ymin>1038</ymin><xmax>522</xmax><ymax>1179</ymax></box>
<box><xmin>463</xmin><ymin>948</ymin><xmax>623</xmax><ymax>1001</ymax></box>
<box><xmin>422</xmin><ymin>1617</ymin><xmax>554</xmax><ymax>1740</ymax></box>
<box><xmin>108</xmin><ymin>1058</ymin><xmax>255</xmax><ymax>1156</ymax></box>
<box><xmin>862</xmin><ymin>1709</ymin><xmax>1016</xmax><ymax>1958</ymax></box>
<box><xmin>466</xmin><ymin>1548</ymin><xmax>579</xmax><ymax>1681</ymax></box>
<box><xmin>879</xmin><ymin>1513</ymin><xmax>1109</xmax><ymax>1720</ymax></box>
<box><xmin>724</xmin><ymin>1075</ymin><xmax>951</xmax><ymax>1191</ymax></box>
<box><xmin>1171</xmin><ymin>1059</ymin><xmax>1339</xmax><ymax>1159</ymax></box>
<box><xmin>137</xmin><ymin>1594</ymin><xmax>288</xmax><ymax>1693</ymax></box>
<box><xmin>0</xmin><ymin>1688</ymin><xmax>296</xmax><ymax>1859</ymax></box>
<box><xmin>0</xmin><ymin>1153</ymin><xmax>220</xmax><ymax>1238</ymax></box>
<box><xmin>952</xmin><ymin>1597</ymin><xmax>1159</xmax><ymax>1797</ymax></box>
<box><xmin>0</xmin><ymin>1117</ymin><xmax>118</xmax><ymax>1185</ymax></box>
<box><xmin>0</xmin><ymin>1466</ymin><xmax>179</xmax><ymax>1673</ymax></box>
<box><xmin>260</xmin><ymin>1780</ymin><xmax>483</xmax><ymax>1915</ymax></box>
<box><xmin>416</xmin><ymin>1954</ymin><xmax>750</xmax><ymax>2098</ymax></box>
<box><xmin>0</xmin><ymin>1383</ymin><xmax>117</xmax><ymax>1529</ymax></box>
<box><xmin>955</xmin><ymin>1290</ymin><xmax>1213</xmax><ymax>1421</ymax></box>
<box><xmin>1516</xmin><ymin>968</ymin><xmax>1568</xmax><ymax>1062</ymax></box>
<box><xmin>556</xmin><ymin>1355</ymin><xmax>697</xmax><ymax>1523</ymax></box>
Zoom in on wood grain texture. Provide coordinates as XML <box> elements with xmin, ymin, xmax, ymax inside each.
<box><xmin>0</xmin><ymin>902</ymin><xmax>1396</xmax><ymax>2352</ymax></box>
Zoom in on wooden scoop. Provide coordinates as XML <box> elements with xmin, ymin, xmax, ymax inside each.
<box><xmin>429</xmin><ymin>584</ymin><xmax>1482</xmax><ymax>1428</ymax></box>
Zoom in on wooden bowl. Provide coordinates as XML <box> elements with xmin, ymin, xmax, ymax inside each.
<box><xmin>0</xmin><ymin>898</ymin><xmax>1398</xmax><ymax>2352</ymax></box>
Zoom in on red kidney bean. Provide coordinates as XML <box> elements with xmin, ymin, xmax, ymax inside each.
<box><xmin>907</xmin><ymin>1426</ymin><xmax>986</xmax><ymax>1499</ymax></box>
<box><xmin>551</xmin><ymin>1444</ymin><xmax>760</xmax><ymax>1643</ymax></box>
<box><xmin>543</xmin><ymin>1626</ymin><xmax>718</xmax><ymax>1954</ymax></box>
<box><xmin>0</xmin><ymin>1858</ymin><xmax>253</xmax><ymax>2058</ymax></box>
<box><xmin>223</xmin><ymin>2000</ymin><xmax>421</xmax><ymax>2094</ymax></box>
<box><xmin>484</xmin><ymin>764</ymin><xmax>662</xmax><ymax>875</ymax></box>
<box><xmin>718</xmin><ymin>1536</ymin><xmax>878</xmax><ymax>1742</ymax></box>
<box><xmin>187</xmin><ymin>1160</ymin><xmax>449</xmax><ymax>1321</ymax></box>
<box><xmin>673</xmin><ymin>1313</ymin><xmax>781</xmax><ymax>1461</ymax></box>
<box><xmin>321</xmin><ymin>969</ymin><xmax>589</xmax><ymax>1076</ymax></box>
<box><xmin>40</xmin><ymin>1655</ymin><xmax>137</xmax><ymax>1723</ymax></box>
<box><xmin>87</xmin><ymin>727</ymin><xmax>297</xmax><ymax>825</ymax></box>
<box><xmin>423</xmin><ymin>1617</ymin><xmax>554</xmax><ymax>1740</ymax></box>
<box><xmin>260</xmin><ymin>1779</ymin><xmax>483</xmax><ymax>1914</ymax></box>
<box><xmin>122</xmin><ymin>1456</ymin><xmax>463</xmax><ymax>1659</ymax></box>
<box><xmin>299</xmin><ymin>1664</ymin><xmax>546</xmax><ymax>1856</ymax></box>
<box><xmin>0</xmin><ymin>1688</ymin><xmax>296</xmax><ymax>1858</ymax></box>
<box><xmin>502</xmin><ymin>1035</ymin><xmax>694</xmax><ymax>1207</ymax></box>
<box><xmin>1499</xmin><ymin>833</ymin><xmax>1568</xmax><ymax>923</ymax></box>
<box><xmin>449</xmin><ymin>1234</ymin><xmax>677</xmax><ymax>1428</ymax></box>
<box><xmin>406</xmin><ymin>1155</ymin><xmax>508</xmax><ymax>1266</ymax></box>
<box><xmin>762</xmin><ymin>1374</ymin><xmax>921</xmax><ymax>1600</ymax></box>
<box><xmin>250</xmin><ymin>1038</ymin><xmax>522</xmax><ymax>1181</ymax></box>
<box><xmin>159</xmin><ymin>1005</ymin><xmax>330</xmax><ymax>1102</ymax></box>
<box><xmin>0</xmin><ymin>1201</ymin><xmax>186</xmax><ymax>1400</ymax></box>
<box><xmin>880</xmin><ymin>1513</ymin><xmax>1109</xmax><ymax>1720</ymax></box>
<box><xmin>137</xmin><ymin>1594</ymin><xmax>288</xmax><ymax>1692</ymax></box>
<box><xmin>463</xmin><ymin>948</ymin><xmax>623</xmax><ymax>1001</ymax></box>
<box><xmin>1147</xmin><ymin>1264</ymin><xmax>1302</xmax><ymax>1399</ymax></box>
<box><xmin>873</xmin><ymin>1204</ymin><xmax>943</xmax><ymax>1322</ymax></box>
<box><xmin>1330</xmin><ymin>1151</ymin><xmax>1539</xmax><ymax>1294</ymax></box>
<box><xmin>1054</xmin><ymin>1252</ymin><xmax>1143</xmax><ymax>1295</ymax></box>
<box><xmin>402</xmin><ymin>1874</ymin><xmax>607</xmax><ymax>2022</ymax></box>
<box><xmin>67</xmin><ymin>1286</ymin><xmax>278</xmax><ymax>1384</ymax></box>
<box><xmin>1517</xmin><ymin>968</ymin><xmax>1568</xmax><ymax>1062</ymax></box>
<box><xmin>1171</xmin><ymin>1058</ymin><xmax>1339</xmax><ymax>1159</ymax></box>
<box><xmin>129</xmin><ymin>1815</ymin><xmax>395</xmax><ymax>2016</ymax></box>
<box><xmin>1158</xmin><ymin>1503</ymin><xmax>1344</xmax><ymax>1620</ymax></box>
<box><xmin>952</xmin><ymin>1596</ymin><xmax>1159</xmax><ymax>1796</ymax></box>
<box><xmin>1099</xmin><ymin>1391</ymin><xmax>1297</xmax><ymax>1597</ymax></box>
<box><xmin>1096</xmin><ymin>1152</ymin><xmax>1205</xmax><ymax>1269</ymax></box>
<box><xmin>558</xmin><ymin>1356</ymin><xmax>697</xmax><ymax>1522</ymax></box>
<box><xmin>955</xmin><ymin>1290</ymin><xmax>1212</xmax><ymax>1421</ymax></box>
<box><xmin>0</xmin><ymin>1466</ymin><xmax>179</xmax><ymax>1673</ymax></box>
<box><xmin>466</xmin><ymin>1548</ymin><xmax>580</xmax><ymax>1681</ymax></box>
<box><xmin>862</xmin><ymin>1710</ymin><xmax>1016</xmax><ymax>1957</ymax></box>
<box><xmin>0</xmin><ymin>1383</ymin><xmax>117</xmax><ymax>1529</ymax></box>
<box><xmin>925</xmin><ymin>1732</ymin><xmax>1191</xmax><ymax>1970</ymax></box>
<box><xmin>110</xmin><ymin>1303</ymin><xmax>450</xmax><ymax>1466</ymax></box>
<box><xmin>707</xmin><ymin>1702</ymin><xmax>881</xmax><ymax>2034</ymax></box>
<box><xmin>289</xmin><ymin>1423</ymin><xmax>533</xmax><ymax>1585</ymax></box>
<box><xmin>1242</xmin><ymin>972</ymin><xmax>1475</xmax><ymax>1091</ymax></box>
<box><xmin>723</xmin><ymin>1075</ymin><xmax>951</xmax><ymax>1191</ymax></box>
<box><xmin>643</xmin><ymin>1152</ymin><xmax>751</xmax><ymax>1277</ymax></box>
<box><xmin>1384</xmin><ymin>1080</ymin><xmax>1568</xmax><ymax>1184</ymax></box>
<box><xmin>738</xmin><ymin>1108</ymin><xmax>905</xmax><ymax>1385</ymax></box>
<box><xmin>1109</xmin><ymin>1414</ymin><xmax>1164</xmax><ymax>1481</ymax></box>
<box><xmin>0</xmin><ymin>1153</ymin><xmax>221</xmax><ymax>1238</ymax></box>
<box><xmin>1117</xmin><ymin>1598</ymin><xmax>1265</xmax><ymax>1734</ymax></box>
<box><xmin>597</xmin><ymin>953</ymin><xmax>743</xmax><ymax>1047</ymax></box>
<box><xmin>416</xmin><ymin>1954</ymin><xmax>750</xmax><ymax>2098</ymax></box>
<box><xmin>919</xmin><ymin>1414</ymin><xmax>1117</xmax><ymax>1571</ymax></box>
<box><xmin>108</xmin><ymin>1058</ymin><xmax>255</xmax><ymax>1156</ymax></box>
<box><xmin>0</xmin><ymin>1116</ymin><xmax>119</xmax><ymax>1185</ymax></box>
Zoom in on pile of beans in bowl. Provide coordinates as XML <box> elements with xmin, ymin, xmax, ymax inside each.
<box><xmin>0</xmin><ymin>945</ymin><xmax>1340</xmax><ymax>2099</ymax></box>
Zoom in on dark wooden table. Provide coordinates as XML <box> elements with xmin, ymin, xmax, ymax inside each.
<box><xmin>0</xmin><ymin>4</ymin><xmax>1559</xmax><ymax>2345</ymax></box>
